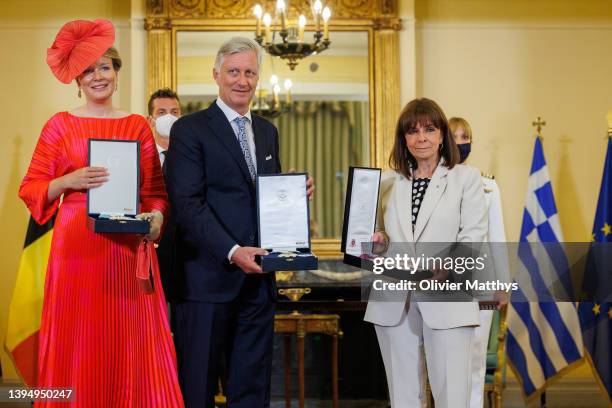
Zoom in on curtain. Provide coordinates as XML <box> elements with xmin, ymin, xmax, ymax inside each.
<box><xmin>272</xmin><ymin>101</ymin><xmax>369</xmax><ymax>238</ymax></box>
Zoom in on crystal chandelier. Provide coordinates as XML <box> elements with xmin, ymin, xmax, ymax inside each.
<box><xmin>251</xmin><ymin>75</ymin><xmax>293</xmax><ymax>118</ymax></box>
<box><xmin>253</xmin><ymin>0</ymin><xmax>331</xmax><ymax>70</ymax></box>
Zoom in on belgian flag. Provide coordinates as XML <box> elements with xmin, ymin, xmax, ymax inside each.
<box><xmin>3</xmin><ymin>215</ymin><xmax>54</xmax><ymax>387</ymax></box>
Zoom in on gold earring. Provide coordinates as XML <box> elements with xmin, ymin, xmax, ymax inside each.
<box><xmin>115</xmin><ymin>82</ymin><xmax>118</xmax><ymax>92</ymax></box>
<box><xmin>78</xmin><ymin>89</ymin><xmax>82</xmax><ymax>98</ymax></box>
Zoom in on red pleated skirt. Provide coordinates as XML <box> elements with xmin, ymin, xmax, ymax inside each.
<box><xmin>35</xmin><ymin>195</ymin><xmax>184</xmax><ymax>407</ymax></box>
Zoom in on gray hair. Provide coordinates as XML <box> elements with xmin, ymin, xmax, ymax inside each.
<box><xmin>214</xmin><ymin>37</ymin><xmax>263</xmax><ymax>72</ymax></box>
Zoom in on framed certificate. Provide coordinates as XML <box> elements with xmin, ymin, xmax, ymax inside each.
<box><xmin>86</xmin><ymin>139</ymin><xmax>149</xmax><ymax>234</ymax></box>
<box><xmin>256</xmin><ymin>173</ymin><xmax>318</xmax><ymax>272</ymax></box>
<box><xmin>341</xmin><ymin>166</ymin><xmax>382</xmax><ymax>267</ymax></box>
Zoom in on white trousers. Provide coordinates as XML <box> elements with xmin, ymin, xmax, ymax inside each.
<box><xmin>469</xmin><ymin>309</ymin><xmax>494</xmax><ymax>408</ymax></box>
<box><xmin>374</xmin><ymin>302</ymin><xmax>475</xmax><ymax>408</ymax></box>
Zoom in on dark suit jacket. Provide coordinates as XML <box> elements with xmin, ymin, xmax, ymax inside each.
<box><xmin>165</xmin><ymin>101</ymin><xmax>281</xmax><ymax>302</ymax></box>
<box><xmin>156</xmin><ymin>156</ymin><xmax>177</xmax><ymax>301</ymax></box>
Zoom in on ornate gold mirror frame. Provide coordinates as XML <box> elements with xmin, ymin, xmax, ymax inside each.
<box><xmin>145</xmin><ymin>0</ymin><xmax>401</xmax><ymax>259</ymax></box>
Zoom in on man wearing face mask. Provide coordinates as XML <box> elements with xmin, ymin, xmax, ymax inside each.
<box><xmin>147</xmin><ymin>88</ymin><xmax>182</xmax><ymax>168</ymax></box>
<box><xmin>450</xmin><ymin>117</ymin><xmax>509</xmax><ymax>408</ymax></box>
<box><xmin>147</xmin><ymin>88</ymin><xmax>182</xmax><ymax>301</ymax></box>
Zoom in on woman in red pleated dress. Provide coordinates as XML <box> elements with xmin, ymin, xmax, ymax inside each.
<box><xmin>18</xmin><ymin>19</ymin><xmax>184</xmax><ymax>407</ymax></box>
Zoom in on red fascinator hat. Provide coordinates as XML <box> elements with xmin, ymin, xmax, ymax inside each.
<box><xmin>46</xmin><ymin>19</ymin><xmax>115</xmax><ymax>84</ymax></box>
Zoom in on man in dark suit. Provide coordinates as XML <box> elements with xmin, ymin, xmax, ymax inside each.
<box><xmin>166</xmin><ymin>37</ymin><xmax>312</xmax><ymax>408</ymax></box>
<box><xmin>146</xmin><ymin>88</ymin><xmax>182</xmax><ymax>300</ymax></box>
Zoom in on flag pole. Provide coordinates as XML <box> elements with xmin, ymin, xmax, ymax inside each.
<box><xmin>533</xmin><ymin>116</ymin><xmax>548</xmax><ymax>408</ymax></box>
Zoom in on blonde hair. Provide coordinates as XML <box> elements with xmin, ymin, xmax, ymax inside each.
<box><xmin>103</xmin><ymin>47</ymin><xmax>122</xmax><ymax>71</ymax></box>
<box><xmin>449</xmin><ymin>117</ymin><xmax>472</xmax><ymax>142</ymax></box>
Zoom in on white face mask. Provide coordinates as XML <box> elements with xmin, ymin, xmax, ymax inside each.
<box><xmin>155</xmin><ymin>113</ymin><xmax>179</xmax><ymax>138</ymax></box>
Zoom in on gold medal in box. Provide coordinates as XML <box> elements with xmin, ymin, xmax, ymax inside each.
<box><xmin>255</xmin><ymin>173</ymin><xmax>318</xmax><ymax>272</ymax></box>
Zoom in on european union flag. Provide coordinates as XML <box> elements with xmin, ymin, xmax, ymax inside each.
<box><xmin>578</xmin><ymin>137</ymin><xmax>612</xmax><ymax>403</ymax></box>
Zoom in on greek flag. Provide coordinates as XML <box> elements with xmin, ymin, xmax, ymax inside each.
<box><xmin>506</xmin><ymin>137</ymin><xmax>583</xmax><ymax>401</ymax></box>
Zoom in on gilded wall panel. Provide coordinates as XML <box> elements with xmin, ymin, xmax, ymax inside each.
<box><xmin>374</xmin><ymin>29</ymin><xmax>399</xmax><ymax>169</ymax></box>
<box><xmin>380</xmin><ymin>0</ymin><xmax>395</xmax><ymax>15</ymax></box>
<box><xmin>147</xmin><ymin>0</ymin><xmax>165</xmax><ymax>15</ymax></box>
<box><xmin>147</xmin><ymin>30</ymin><xmax>172</xmax><ymax>96</ymax></box>
<box><xmin>170</xmin><ymin>0</ymin><xmax>207</xmax><ymax>18</ymax></box>
<box><xmin>149</xmin><ymin>0</ymin><xmax>395</xmax><ymax>20</ymax></box>
<box><xmin>207</xmin><ymin>0</ymin><xmax>253</xmax><ymax>19</ymax></box>
<box><xmin>335</xmin><ymin>0</ymin><xmax>377</xmax><ymax>18</ymax></box>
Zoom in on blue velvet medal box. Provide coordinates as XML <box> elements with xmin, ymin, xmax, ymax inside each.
<box><xmin>256</xmin><ymin>173</ymin><xmax>318</xmax><ymax>272</ymax></box>
<box><xmin>86</xmin><ymin>215</ymin><xmax>149</xmax><ymax>234</ymax></box>
<box><xmin>257</xmin><ymin>250</ymin><xmax>318</xmax><ymax>272</ymax></box>
<box><xmin>86</xmin><ymin>139</ymin><xmax>149</xmax><ymax>234</ymax></box>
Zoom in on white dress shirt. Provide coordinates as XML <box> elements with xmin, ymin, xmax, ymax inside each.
<box><xmin>216</xmin><ymin>97</ymin><xmax>257</xmax><ymax>168</ymax></box>
<box><xmin>216</xmin><ymin>98</ymin><xmax>258</xmax><ymax>261</ymax></box>
<box><xmin>157</xmin><ymin>143</ymin><xmax>166</xmax><ymax>167</ymax></box>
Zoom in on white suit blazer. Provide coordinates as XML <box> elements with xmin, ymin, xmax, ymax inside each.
<box><xmin>364</xmin><ymin>163</ymin><xmax>488</xmax><ymax>329</ymax></box>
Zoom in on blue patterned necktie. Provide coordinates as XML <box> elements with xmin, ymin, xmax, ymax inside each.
<box><xmin>234</xmin><ymin>116</ymin><xmax>257</xmax><ymax>181</ymax></box>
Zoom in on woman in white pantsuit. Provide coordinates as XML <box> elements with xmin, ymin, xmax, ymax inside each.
<box><xmin>450</xmin><ymin>117</ymin><xmax>509</xmax><ymax>408</ymax></box>
<box><xmin>365</xmin><ymin>99</ymin><xmax>488</xmax><ymax>408</ymax></box>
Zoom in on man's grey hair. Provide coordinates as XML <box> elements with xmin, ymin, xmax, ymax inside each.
<box><xmin>214</xmin><ymin>37</ymin><xmax>263</xmax><ymax>72</ymax></box>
